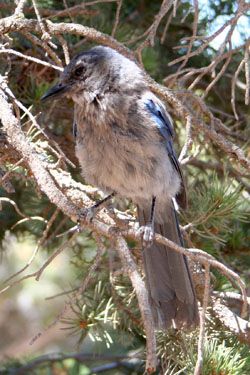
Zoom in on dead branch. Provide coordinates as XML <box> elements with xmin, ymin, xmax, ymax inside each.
<box><xmin>0</xmin><ymin>2</ymin><xmax>97</xmax><ymax>17</ymax></box>
<box><xmin>6</xmin><ymin>352</ymin><xmax>141</xmax><ymax>375</ymax></box>
<box><xmin>114</xmin><ymin>234</ymin><xmax>157</xmax><ymax>373</ymax></box>
<box><xmin>211</xmin><ymin>296</ymin><xmax>250</xmax><ymax>345</ymax></box>
<box><xmin>0</xmin><ymin>3</ymin><xmax>249</xmax><ymax>372</ymax></box>
<box><xmin>194</xmin><ymin>265</ymin><xmax>210</xmax><ymax>375</ymax></box>
<box><xmin>29</xmin><ymin>236</ymin><xmax>104</xmax><ymax>346</ymax></box>
<box><xmin>0</xmin><ymin>80</ymin><xmax>78</xmax><ymax>220</ymax></box>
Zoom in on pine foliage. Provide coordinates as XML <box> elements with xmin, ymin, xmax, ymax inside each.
<box><xmin>0</xmin><ymin>0</ymin><xmax>249</xmax><ymax>374</ymax></box>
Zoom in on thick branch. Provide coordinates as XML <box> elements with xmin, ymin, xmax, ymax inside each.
<box><xmin>0</xmin><ymin>3</ymin><xmax>97</xmax><ymax>17</ymax></box>
<box><xmin>114</xmin><ymin>235</ymin><xmax>157</xmax><ymax>373</ymax></box>
<box><xmin>211</xmin><ymin>296</ymin><xmax>250</xmax><ymax>345</ymax></box>
<box><xmin>0</xmin><ymin>85</ymin><xmax>78</xmax><ymax>220</ymax></box>
<box><xmin>0</xmin><ymin>17</ymin><xmax>134</xmax><ymax>61</ymax></box>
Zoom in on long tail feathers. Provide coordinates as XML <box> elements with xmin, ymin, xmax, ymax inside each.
<box><xmin>137</xmin><ymin>202</ymin><xmax>199</xmax><ymax>329</ymax></box>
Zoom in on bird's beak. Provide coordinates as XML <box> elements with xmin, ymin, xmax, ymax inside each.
<box><xmin>40</xmin><ymin>83</ymin><xmax>70</xmax><ymax>101</ymax></box>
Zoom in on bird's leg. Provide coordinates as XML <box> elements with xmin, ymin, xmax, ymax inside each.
<box><xmin>137</xmin><ymin>196</ymin><xmax>156</xmax><ymax>247</ymax></box>
<box><xmin>78</xmin><ymin>192</ymin><xmax>116</xmax><ymax>227</ymax></box>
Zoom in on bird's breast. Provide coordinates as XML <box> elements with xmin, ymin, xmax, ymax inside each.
<box><xmin>74</xmin><ymin>107</ymin><xmax>181</xmax><ymax>203</ymax></box>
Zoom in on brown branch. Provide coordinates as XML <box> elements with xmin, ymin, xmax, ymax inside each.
<box><xmin>0</xmin><ymin>7</ymin><xmax>249</xmax><ymax>368</ymax></box>
<box><xmin>212</xmin><ymin>291</ymin><xmax>250</xmax><ymax>312</ymax></box>
<box><xmin>146</xmin><ymin>79</ymin><xmax>250</xmax><ymax>172</ymax></box>
<box><xmin>0</xmin><ymin>48</ymin><xmax>62</xmax><ymax>70</ymax></box>
<box><xmin>194</xmin><ymin>265</ymin><xmax>210</xmax><ymax>375</ymax></box>
<box><xmin>0</xmin><ymin>196</ymin><xmax>31</xmax><ymax>218</ymax></box>
<box><xmin>7</xmin><ymin>352</ymin><xmax>141</xmax><ymax>375</ymax></box>
<box><xmin>168</xmin><ymin>2</ymin><xmax>250</xmax><ymax>67</ymax></box>
<box><xmin>0</xmin><ymin>17</ymin><xmax>135</xmax><ymax>62</ymax></box>
<box><xmin>0</xmin><ymin>167</ymin><xmax>15</xmax><ymax>193</ymax></box>
<box><xmin>0</xmin><ymin>229</ymin><xmax>79</xmax><ymax>295</ymax></box>
<box><xmin>0</xmin><ymin>15</ymin><xmax>248</xmax><ymax>174</ymax></box>
<box><xmin>30</xmin><ymin>237</ymin><xmax>103</xmax><ymax>345</ymax></box>
<box><xmin>178</xmin><ymin>114</ymin><xmax>194</xmax><ymax>162</ymax></box>
<box><xmin>188</xmin><ymin>159</ymin><xmax>250</xmax><ymax>193</ymax></box>
<box><xmin>0</xmin><ymin>79</ymin><xmax>78</xmax><ymax>220</ymax></box>
<box><xmin>232</xmin><ymin>58</ymin><xmax>245</xmax><ymax>120</ymax></box>
<box><xmin>61</xmin><ymin>0</ymin><xmax>75</xmax><ymax>23</ymax></box>
<box><xmin>177</xmin><ymin>0</ymin><xmax>199</xmax><ymax>72</ymax></box>
<box><xmin>114</xmin><ymin>234</ymin><xmax>157</xmax><ymax>373</ymax></box>
<box><xmin>244</xmin><ymin>39</ymin><xmax>250</xmax><ymax>105</ymax></box>
<box><xmin>109</xmin><ymin>251</ymin><xmax>142</xmax><ymax>327</ymax></box>
<box><xmin>1</xmin><ymin>70</ymin><xmax>248</xmax><ymax>344</ymax></box>
<box><xmin>21</xmin><ymin>30</ymin><xmax>63</xmax><ymax>67</ymax></box>
<box><xmin>31</xmin><ymin>0</ymin><xmax>52</xmax><ymax>44</ymax></box>
<box><xmin>56</xmin><ymin>34</ymin><xmax>70</xmax><ymax>65</ymax></box>
<box><xmin>135</xmin><ymin>0</ymin><xmax>173</xmax><ymax>62</ymax></box>
<box><xmin>4</xmin><ymin>209</ymin><xmax>58</xmax><ymax>284</ymax></box>
<box><xmin>111</xmin><ymin>0</ymin><xmax>122</xmax><ymax>38</ymax></box>
<box><xmin>202</xmin><ymin>50</ymin><xmax>231</xmax><ymax>99</ymax></box>
<box><xmin>161</xmin><ymin>0</ymin><xmax>182</xmax><ymax>43</ymax></box>
<box><xmin>0</xmin><ymin>3</ymin><xmax>97</xmax><ymax>17</ymax></box>
<box><xmin>211</xmin><ymin>296</ymin><xmax>250</xmax><ymax>345</ymax></box>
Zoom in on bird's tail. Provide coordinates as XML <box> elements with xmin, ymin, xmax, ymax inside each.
<box><xmin>137</xmin><ymin>202</ymin><xmax>199</xmax><ymax>329</ymax></box>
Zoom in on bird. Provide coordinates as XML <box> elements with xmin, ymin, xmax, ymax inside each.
<box><xmin>41</xmin><ymin>45</ymin><xmax>199</xmax><ymax>329</ymax></box>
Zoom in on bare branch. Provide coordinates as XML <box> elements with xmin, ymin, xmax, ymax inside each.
<box><xmin>114</xmin><ymin>234</ymin><xmax>157</xmax><ymax>373</ymax></box>
<box><xmin>111</xmin><ymin>0</ymin><xmax>122</xmax><ymax>38</ymax></box>
<box><xmin>0</xmin><ymin>197</ymin><xmax>31</xmax><ymax>218</ymax></box>
<box><xmin>0</xmin><ymin>48</ymin><xmax>62</xmax><ymax>70</ymax></box>
<box><xmin>194</xmin><ymin>265</ymin><xmax>210</xmax><ymax>375</ymax></box>
<box><xmin>0</xmin><ymin>79</ymin><xmax>78</xmax><ymax>219</ymax></box>
<box><xmin>212</xmin><ymin>296</ymin><xmax>250</xmax><ymax>345</ymax></box>
<box><xmin>135</xmin><ymin>0</ymin><xmax>173</xmax><ymax>61</ymax></box>
<box><xmin>0</xmin><ymin>3</ymin><xmax>249</xmax><ymax>369</ymax></box>
<box><xmin>0</xmin><ymin>3</ymin><xmax>97</xmax><ymax>17</ymax></box>
<box><xmin>177</xmin><ymin>0</ymin><xmax>199</xmax><ymax>72</ymax></box>
<box><xmin>30</xmin><ymin>237</ymin><xmax>103</xmax><ymax>345</ymax></box>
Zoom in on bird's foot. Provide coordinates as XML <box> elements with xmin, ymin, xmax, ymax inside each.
<box><xmin>77</xmin><ymin>206</ymin><xmax>96</xmax><ymax>232</ymax></box>
<box><xmin>136</xmin><ymin>223</ymin><xmax>155</xmax><ymax>247</ymax></box>
<box><xmin>77</xmin><ymin>193</ymin><xmax>115</xmax><ymax>232</ymax></box>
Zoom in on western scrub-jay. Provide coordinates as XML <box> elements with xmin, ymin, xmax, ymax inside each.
<box><xmin>42</xmin><ymin>46</ymin><xmax>199</xmax><ymax>329</ymax></box>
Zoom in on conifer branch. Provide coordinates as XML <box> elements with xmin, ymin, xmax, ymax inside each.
<box><xmin>0</xmin><ymin>2</ymin><xmax>249</xmax><ymax>372</ymax></box>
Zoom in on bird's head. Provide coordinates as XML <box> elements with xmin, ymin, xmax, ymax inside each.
<box><xmin>41</xmin><ymin>46</ymin><xmax>142</xmax><ymax>103</ymax></box>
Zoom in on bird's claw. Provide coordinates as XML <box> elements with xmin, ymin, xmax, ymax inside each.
<box><xmin>136</xmin><ymin>224</ymin><xmax>155</xmax><ymax>247</ymax></box>
<box><xmin>77</xmin><ymin>207</ymin><xmax>96</xmax><ymax>231</ymax></box>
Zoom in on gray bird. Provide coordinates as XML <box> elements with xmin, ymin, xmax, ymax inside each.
<box><xmin>41</xmin><ymin>46</ymin><xmax>199</xmax><ymax>329</ymax></box>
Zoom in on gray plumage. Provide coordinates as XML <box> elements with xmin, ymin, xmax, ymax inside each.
<box><xmin>42</xmin><ymin>46</ymin><xmax>199</xmax><ymax>329</ymax></box>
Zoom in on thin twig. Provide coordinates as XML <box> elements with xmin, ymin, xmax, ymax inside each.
<box><xmin>56</xmin><ymin>34</ymin><xmax>70</xmax><ymax>64</ymax></box>
<box><xmin>1</xmin><ymin>157</ymin><xmax>24</xmax><ymax>183</ymax></box>
<box><xmin>31</xmin><ymin>0</ymin><xmax>55</xmax><ymax>46</ymax></box>
<box><xmin>177</xmin><ymin>0</ymin><xmax>199</xmax><ymax>72</ymax></box>
<box><xmin>244</xmin><ymin>39</ymin><xmax>250</xmax><ymax>105</ymax></box>
<box><xmin>135</xmin><ymin>0</ymin><xmax>173</xmax><ymax>62</ymax></box>
<box><xmin>0</xmin><ymin>197</ymin><xmax>30</xmax><ymax>218</ymax></box>
<box><xmin>21</xmin><ymin>30</ymin><xmax>63</xmax><ymax>67</ymax></box>
<box><xmin>168</xmin><ymin>3</ymin><xmax>250</xmax><ymax>67</ymax></box>
<box><xmin>0</xmin><ymin>49</ymin><xmax>62</xmax><ymax>70</ymax></box>
<box><xmin>111</xmin><ymin>0</ymin><xmax>122</xmax><ymax>38</ymax></box>
<box><xmin>0</xmin><ymin>3</ymin><xmax>96</xmax><ymax>17</ymax></box>
<box><xmin>29</xmin><ymin>238</ymin><xmax>103</xmax><ymax>345</ymax></box>
<box><xmin>194</xmin><ymin>264</ymin><xmax>210</xmax><ymax>375</ymax></box>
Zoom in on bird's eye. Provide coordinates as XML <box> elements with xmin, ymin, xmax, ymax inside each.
<box><xmin>74</xmin><ymin>66</ymin><xmax>85</xmax><ymax>76</ymax></box>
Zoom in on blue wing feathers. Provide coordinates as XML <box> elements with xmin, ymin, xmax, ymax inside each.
<box><xmin>144</xmin><ymin>98</ymin><xmax>187</xmax><ymax>208</ymax></box>
<box><xmin>144</xmin><ymin>98</ymin><xmax>174</xmax><ymax>140</ymax></box>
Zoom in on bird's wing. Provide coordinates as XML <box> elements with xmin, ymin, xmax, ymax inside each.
<box><xmin>144</xmin><ymin>98</ymin><xmax>187</xmax><ymax>208</ymax></box>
